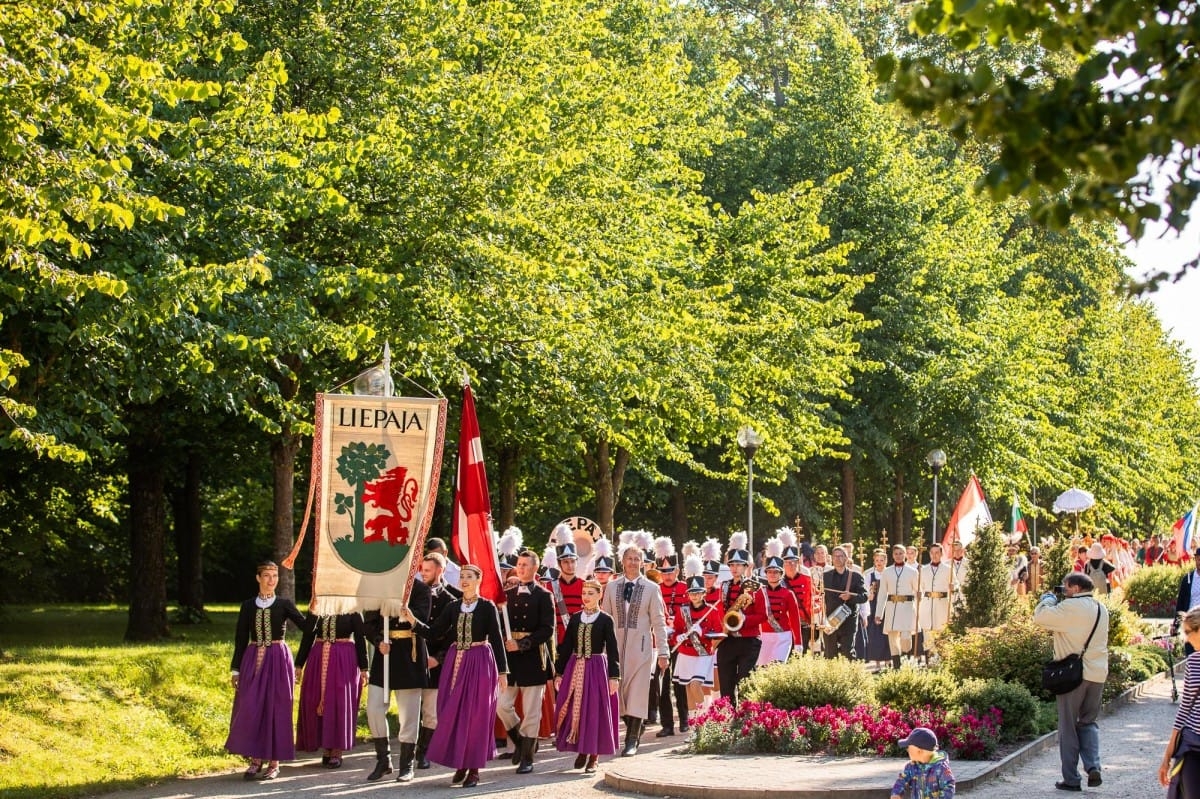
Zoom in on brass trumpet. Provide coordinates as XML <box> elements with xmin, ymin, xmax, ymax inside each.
<box><xmin>723</xmin><ymin>576</ymin><xmax>762</xmax><ymax>632</ymax></box>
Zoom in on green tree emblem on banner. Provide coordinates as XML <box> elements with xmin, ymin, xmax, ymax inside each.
<box><xmin>332</xmin><ymin>442</ymin><xmax>415</xmax><ymax>572</ymax></box>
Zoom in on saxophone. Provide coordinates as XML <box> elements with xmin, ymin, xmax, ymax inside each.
<box><xmin>723</xmin><ymin>577</ymin><xmax>762</xmax><ymax>633</ymax></box>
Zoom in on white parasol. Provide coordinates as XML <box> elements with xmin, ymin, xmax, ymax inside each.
<box><xmin>1052</xmin><ymin>488</ymin><xmax>1095</xmax><ymax>533</ymax></box>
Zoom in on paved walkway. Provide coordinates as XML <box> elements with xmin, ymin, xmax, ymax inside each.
<box><xmin>92</xmin><ymin>673</ymin><xmax>1179</xmax><ymax>799</ymax></box>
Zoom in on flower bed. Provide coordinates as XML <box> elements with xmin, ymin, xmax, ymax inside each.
<box><xmin>687</xmin><ymin>698</ymin><xmax>1002</xmax><ymax>759</ymax></box>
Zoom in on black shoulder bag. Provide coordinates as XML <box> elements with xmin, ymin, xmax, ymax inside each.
<box><xmin>1041</xmin><ymin>602</ymin><xmax>1102</xmax><ymax>695</ymax></box>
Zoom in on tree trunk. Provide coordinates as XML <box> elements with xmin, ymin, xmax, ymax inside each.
<box><xmin>581</xmin><ymin>438</ymin><xmax>630</xmax><ymax>537</ymax></box>
<box><xmin>171</xmin><ymin>450</ymin><xmax>205</xmax><ymax>620</ymax></box>
<box><xmin>272</xmin><ymin>423</ymin><xmax>301</xmax><ymax>601</ymax></box>
<box><xmin>892</xmin><ymin>471</ymin><xmax>906</xmax><ymax>546</ymax></box>
<box><xmin>125</xmin><ymin>403</ymin><xmax>171</xmax><ymax>641</ymax></box>
<box><xmin>496</xmin><ymin>443</ymin><xmax>519</xmax><ymax>530</ymax></box>
<box><xmin>668</xmin><ymin>483</ymin><xmax>688</xmax><ymax>541</ymax></box>
<box><xmin>840</xmin><ymin>461</ymin><xmax>856</xmax><ymax>543</ymax></box>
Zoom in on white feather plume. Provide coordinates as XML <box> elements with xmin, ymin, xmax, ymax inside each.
<box><xmin>728</xmin><ymin>531</ymin><xmax>747</xmax><ymax>551</ymax></box>
<box><xmin>498</xmin><ymin>528</ymin><xmax>523</xmax><ymax>557</ymax></box>
<box><xmin>553</xmin><ymin>522</ymin><xmax>574</xmax><ymax>547</ymax></box>
<box><xmin>778</xmin><ymin>528</ymin><xmax>796</xmax><ymax>549</ymax></box>
<box><xmin>634</xmin><ymin>530</ymin><xmax>653</xmax><ymax>550</ymax></box>
<box><xmin>681</xmin><ymin>540</ymin><xmax>699</xmax><ymax>559</ymax></box>
<box><xmin>594</xmin><ymin>537</ymin><xmax>613</xmax><ymax>558</ymax></box>
<box><xmin>683</xmin><ymin>554</ymin><xmax>703</xmax><ymax>579</ymax></box>
<box><xmin>618</xmin><ymin>530</ymin><xmax>635</xmax><ymax>547</ymax></box>
<box><xmin>701</xmin><ymin>538</ymin><xmax>722</xmax><ymax>561</ymax></box>
<box><xmin>653</xmin><ymin>536</ymin><xmax>675</xmax><ymax>558</ymax></box>
<box><xmin>542</xmin><ymin>544</ymin><xmax>558</xmax><ymax>571</ymax></box>
<box><xmin>766</xmin><ymin>537</ymin><xmax>783</xmax><ymax>558</ymax></box>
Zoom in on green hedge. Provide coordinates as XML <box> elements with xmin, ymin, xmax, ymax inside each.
<box><xmin>740</xmin><ymin>654</ymin><xmax>875</xmax><ymax>710</ymax></box>
<box><xmin>1123</xmin><ymin>565</ymin><xmax>1185</xmax><ymax>618</ymax></box>
<box><xmin>874</xmin><ymin>666</ymin><xmax>958</xmax><ymax>711</ymax></box>
<box><xmin>954</xmin><ymin>678</ymin><xmax>1039</xmax><ymax>742</ymax></box>
<box><xmin>940</xmin><ymin>616</ymin><xmax>1052</xmax><ymax>699</ymax></box>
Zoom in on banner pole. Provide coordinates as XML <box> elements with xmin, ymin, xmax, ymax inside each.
<box><xmin>382</xmin><ymin>615</ymin><xmax>390</xmax><ymax>697</ymax></box>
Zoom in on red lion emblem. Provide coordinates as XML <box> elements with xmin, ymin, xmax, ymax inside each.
<box><xmin>361</xmin><ymin>466</ymin><xmax>419</xmax><ymax>546</ymax></box>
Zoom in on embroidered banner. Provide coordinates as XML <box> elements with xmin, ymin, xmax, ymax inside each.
<box><xmin>310</xmin><ymin>392</ymin><xmax>448</xmax><ymax>615</ymax></box>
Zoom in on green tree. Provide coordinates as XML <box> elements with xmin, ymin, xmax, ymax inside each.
<box><xmin>951</xmin><ymin>521</ymin><xmax>1017</xmax><ymax>632</ymax></box>
<box><xmin>334</xmin><ymin>442</ymin><xmax>391</xmax><ymax>543</ymax></box>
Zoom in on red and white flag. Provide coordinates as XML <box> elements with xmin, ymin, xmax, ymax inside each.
<box><xmin>451</xmin><ymin>383</ymin><xmax>504</xmax><ymax>604</ymax></box>
<box><xmin>942</xmin><ymin>474</ymin><xmax>993</xmax><ymax>550</ymax></box>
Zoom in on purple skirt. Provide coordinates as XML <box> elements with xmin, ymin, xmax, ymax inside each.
<box><xmin>225</xmin><ymin>641</ymin><xmax>296</xmax><ymax>761</ymax></box>
<box><xmin>553</xmin><ymin>654</ymin><xmax>619</xmax><ymax>755</ymax></box>
<box><xmin>296</xmin><ymin>640</ymin><xmax>361</xmax><ymax>752</ymax></box>
<box><xmin>427</xmin><ymin>643</ymin><xmax>499</xmax><ymax>769</ymax></box>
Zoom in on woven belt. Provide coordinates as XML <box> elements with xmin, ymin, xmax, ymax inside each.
<box><xmin>887</xmin><ymin>594</ymin><xmax>914</xmax><ymax>602</ymax></box>
<box><xmin>510</xmin><ymin>631</ymin><xmax>531</xmax><ymax>639</ymax></box>
<box><xmin>253</xmin><ymin>639</ymin><xmax>285</xmax><ymax>646</ymax></box>
<box><xmin>925</xmin><ymin>592</ymin><xmax>948</xmax><ymax>598</ymax></box>
<box><xmin>388</xmin><ymin>629</ymin><xmax>417</xmax><ymax>659</ymax></box>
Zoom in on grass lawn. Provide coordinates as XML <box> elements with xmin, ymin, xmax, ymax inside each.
<box><xmin>0</xmin><ymin>604</ymin><xmax>343</xmax><ymax>799</ymax></box>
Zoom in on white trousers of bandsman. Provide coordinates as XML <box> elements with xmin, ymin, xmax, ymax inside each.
<box><xmin>875</xmin><ymin>564</ymin><xmax>919</xmax><ymax>656</ymax></box>
<box><xmin>918</xmin><ymin>562</ymin><xmax>954</xmax><ymax>655</ymax></box>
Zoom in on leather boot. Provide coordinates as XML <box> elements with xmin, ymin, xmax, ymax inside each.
<box><xmin>584</xmin><ymin>754</ymin><xmax>599</xmax><ymax>774</ymax></box>
<box><xmin>451</xmin><ymin>768</ymin><xmax>468</xmax><ymax>786</ymax></box>
<box><xmin>395</xmin><ymin>742</ymin><xmax>416</xmax><ymax>782</ymax></box>
<box><xmin>463</xmin><ymin>768</ymin><xmax>480</xmax><ymax>788</ymax></box>
<box><xmin>891</xmin><ymin>655</ymin><xmax>902</xmax><ymax>670</ymax></box>
<box><xmin>679</xmin><ymin>705</ymin><xmax>690</xmax><ymax>733</ymax></box>
<box><xmin>366</xmin><ymin>737</ymin><xmax>392</xmax><ymax>781</ymax></box>
<box><xmin>415</xmin><ymin>725</ymin><xmax>434</xmax><ymax>769</ymax></box>
<box><xmin>516</xmin><ymin>736</ymin><xmax>535</xmax><ymax>774</ymax></box>
<box><xmin>621</xmin><ymin>718</ymin><xmax>643</xmax><ymax>756</ymax></box>
<box><xmin>507</xmin><ymin>726</ymin><xmax>524</xmax><ymax>765</ymax></box>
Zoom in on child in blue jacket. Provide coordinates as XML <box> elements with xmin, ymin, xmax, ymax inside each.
<box><xmin>890</xmin><ymin>727</ymin><xmax>956</xmax><ymax>799</ymax></box>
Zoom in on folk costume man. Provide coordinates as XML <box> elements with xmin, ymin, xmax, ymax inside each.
<box><xmin>950</xmin><ymin>540</ymin><xmax>969</xmax><ymax>604</ymax></box>
<box><xmin>600</xmin><ymin>542</ymin><xmax>669</xmax><ymax>756</ymax></box>
<box><xmin>820</xmin><ymin>546</ymin><xmax>867</xmax><ymax>659</ymax></box>
<box><xmin>416</xmin><ymin>553</ymin><xmax>462</xmax><ymax>770</ymax></box>
<box><xmin>757</xmin><ymin>538</ymin><xmax>803</xmax><ymax>665</ymax></box>
<box><xmin>364</xmin><ymin>576</ymin><xmax>433</xmax><ymax>783</ymax></box>
<box><xmin>497</xmin><ymin>550</ymin><xmax>556</xmax><ymax>775</ymax></box>
<box><xmin>652</xmin><ymin>537</ymin><xmax>689</xmax><ymax>737</ymax></box>
<box><xmin>716</xmin><ymin>532</ymin><xmax>767</xmax><ymax>702</ymax></box>
<box><xmin>917</xmin><ymin>544</ymin><xmax>952</xmax><ymax>664</ymax></box>
<box><xmin>779</xmin><ymin>529</ymin><xmax>813</xmax><ymax>654</ymax></box>
<box><xmin>875</xmin><ymin>544</ymin><xmax>919</xmax><ymax>670</ymax></box>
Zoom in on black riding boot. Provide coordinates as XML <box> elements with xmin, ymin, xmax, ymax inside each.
<box><xmin>621</xmin><ymin>717</ymin><xmax>643</xmax><ymax>756</ymax></box>
<box><xmin>415</xmin><ymin>725</ymin><xmax>434</xmax><ymax>769</ymax></box>
<box><xmin>507</xmin><ymin>725</ymin><xmax>524</xmax><ymax>765</ymax></box>
<box><xmin>516</xmin><ymin>735</ymin><xmax>535</xmax><ymax>774</ymax></box>
<box><xmin>891</xmin><ymin>654</ymin><xmax>902</xmax><ymax>670</ymax></box>
<box><xmin>366</xmin><ymin>737</ymin><xmax>392</xmax><ymax>781</ymax></box>
<box><xmin>395</xmin><ymin>741</ymin><xmax>416</xmax><ymax>782</ymax></box>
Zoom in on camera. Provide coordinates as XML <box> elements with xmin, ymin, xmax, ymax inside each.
<box><xmin>1053</xmin><ymin>585</ymin><xmax>1065</xmax><ymax>596</ymax></box>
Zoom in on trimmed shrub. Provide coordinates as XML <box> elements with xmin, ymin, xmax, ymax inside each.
<box><xmin>1123</xmin><ymin>565</ymin><xmax>1186</xmax><ymax>618</ymax></box>
<box><xmin>941</xmin><ymin>616</ymin><xmax>1052</xmax><ymax>699</ymax></box>
<box><xmin>874</xmin><ymin>666</ymin><xmax>959</xmax><ymax>711</ymax></box>
<box><xmin>1101</xmin><ymin>593</ymin><xmax>1137</xmax><ymax>648</ymax></box>
<box><xmin>954</xmin><ymin>678</ymin><xmax>1039</xmax><ymax>742</ymax></box>
<box><xmin>740</xmin><ymin>653</ymin><xmax>875</xmax><ymax>710</ymax></box>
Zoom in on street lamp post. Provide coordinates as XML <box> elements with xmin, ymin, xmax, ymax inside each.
<box><xmin>737</xmin><ymin>425</ymin><xmax>763</xmax><ymax>569</ymax></box>
<box><xmin>925</xmin><ymin>449</ymin><xmax>947</xmax><ymax>549</ymax></box>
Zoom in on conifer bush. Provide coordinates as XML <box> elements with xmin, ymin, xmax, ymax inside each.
<box><xmin>950</xmin><ymin>522</ymin><xmax>1016</xmax><ymax>634</ymax></box>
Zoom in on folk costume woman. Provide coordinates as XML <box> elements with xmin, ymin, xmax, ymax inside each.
<box><xmin>225</xmin><ymin>561</ymin><xmax>309</xmax><ymax>780</ymax></box>
<box><xmin>403</xmin><ymin>564</ymin><xmax>508</xmax><ymax>788</ymax></box>
<box><xmin>553</xmin><ymin>580</ymin><xmax>620</xmax><ymax>773</ymax></box>
<box><xmin>294</xmin><ymin>612</ymin><xmax>368</xmax><ymax>768</ymax></box>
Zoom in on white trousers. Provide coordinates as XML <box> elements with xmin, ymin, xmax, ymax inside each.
<box><xmin>420</xmin><ymin>687</ymin><xmax>438</xmax><ymax>728</ymax></box>
<box><xmin>366</xmin><ymin>685</ymin><xmax>421</xmax><ymax>742</ymax></box>
<box><xmin>497</xmin><ymin>684</ymin><xmax>544</xmax><ymax>738</ymax></box>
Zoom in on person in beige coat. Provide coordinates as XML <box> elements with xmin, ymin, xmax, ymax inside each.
<box><xmin>600</xmin><ymin>543</ymin><xmax>669</xmax><ymax>756</ymax></box>
<box><xmin>1034</xmin><ymin>572</ymin><xmax>1109</xmax><ymax>791</ymax></box>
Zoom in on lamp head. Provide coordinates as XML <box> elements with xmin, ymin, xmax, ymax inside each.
<box><xmin>737</xmin><ymin>425</ymin><xmax>763</xmax><ymax>459</ymax></box>
<box><xmin>925</xmin><ymin>448</ymin><xmax>947</xmax><ymax>474</ymax></box>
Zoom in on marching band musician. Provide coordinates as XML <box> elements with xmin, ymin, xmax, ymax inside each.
<box><xmin>652</xmin><ymin>537</ymin><xmax>688</xmax><ymax>737</ymax></box>
<box><xmin>497</xmin><ymin>550</ymin><xmax>556</xmax><ymax>775</ymax></box>
<box><xmin>779</xmin><ymin>529</ymin><xmax>813</xmax><ymax>654</ymax></box>
<box><xmin>918</xmin><ymin>543</ymin><xmax>953</xmax><ymax>665</ymax></box>
<box><xmin>716</xmin><ymin>532</ymin><xmax>767</xmax><ymax>703</ymax></box>
<box><xmin>820</xmin><ymin>546</ymin><xmax>867</xmax><ymax>659</ymax></box>
<box><xmin>599</xmin><ymin>539</ymin><xmax>669</xmax><ymax>757</ymax></box>
<box><xmin>701</xmin><ymin>538</ymin><xmax>725</xmax><ymax>607</ymax></box>
<box><xmin>863</xmin><ymin>549</ymin><xmax>892</xmax><ymax>666</ymax></box>
<box><xmin>592</xmin><ymin>536</ymin><xmax>616</xmax><ymax>588</ymax></box>
<box><xmin>363</xmin><ymin>576</ymin><xmax>433</xmax><ymax>783</ymax></box>
<box><xmin>671</xmin><ymin>555</ymin><xmax>722</xmax><ymax>711</ymax></box>
<box><xmin>756</xmin><ymin>538</ymin><xmax>803</xmax><ymax>665</ymax></box>
<box><xmin>875</xmin><ymin>543</ymin><xmax>919</xmax><ymax>670</ymax></box>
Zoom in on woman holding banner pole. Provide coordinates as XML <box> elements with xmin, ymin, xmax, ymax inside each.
<box><xmin>403</xmin><ymin>564</ymin><xmax>508</xmax><ymax>787</ymax></box>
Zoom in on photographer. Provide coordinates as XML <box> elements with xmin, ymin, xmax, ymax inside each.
<box><xmin>1034</xmin><ymin>573</ymin><xmax>1109</xmax><ymax>792</ymax></box>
